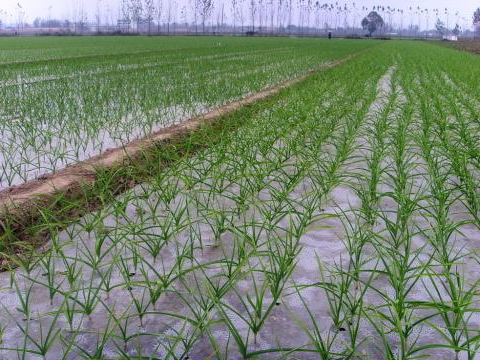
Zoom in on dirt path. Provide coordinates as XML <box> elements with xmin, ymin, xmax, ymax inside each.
<box><xmin>0</xmin><ymin>54</ymin><xmax>356</xmax><ymax>235</ymax></box>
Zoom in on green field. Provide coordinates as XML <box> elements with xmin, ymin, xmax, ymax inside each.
<box><xmin>0</xmin><ymin>36</ymin><xmax>374</xmax><ymax>188</ymax></box>
<box><xmin>0</xmin><ymin>37</ymin><xmax>479</xmax><ymax>359</ymax></box>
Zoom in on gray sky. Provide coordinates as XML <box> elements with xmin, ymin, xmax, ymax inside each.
<box><xmin>1</xmin><ymin>0</ymin><xmax>478</xmax><ymax>29</ymax></box>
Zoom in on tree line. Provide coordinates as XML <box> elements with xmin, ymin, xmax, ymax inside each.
<box><xmin>1</xmin><ymin>1</ymin><xmax>479</xmax><ymax>38</ymax></box>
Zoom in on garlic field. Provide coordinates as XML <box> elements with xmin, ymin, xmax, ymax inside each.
<box><xmin>0</xmin><ymin>38</ymin><xmax>479</xmax><ymax>360</ymax></box>
<box><xmin>0</xmin><ymin>37</ymin><xmax>374</xmax><ymax>189</ymax></box>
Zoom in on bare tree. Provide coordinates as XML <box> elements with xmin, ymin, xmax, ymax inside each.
<box><xmin>231</xmin><ymin>0</ymin><xmax>238</xmax><ymax>34</ymax></box>
<box><xmin>217</xmin><ymin>1</ymin><xmax>224</xmax><ymax>33</ymax></box>
<box><xmin>166</xmin><ymin>0</ymin><xmax>171</xmax><ymax>33</ymax></box>
<box><xmin>424</xmin><ymin>8</ymin><xmax>429</xmax><ymax>34</ymax></box>
<box><xmin>250</xmin><ymin>0</ymin><xmax>257</xmax><ymax>32</ymax></box>
<box><xmin>95</xmin><ymin>0</ymin><xmax>101</xmax><ymax>33</ymax></box>
<box><xmin>297</xmin><ymin>0</ymin><xmax>303</xmax><ymax>34</ymax></box>
<box><xmin>275</xmin><ymin>0</ymin><xmax>283</xmax><ymax>31</ymax></box>
<box><xmin>130</xmin><ymin>0</ymin><xmax>143</xmax><ymax>33</ymax></box>
<box><xmin>75</xmin><ymin>3</ymin><xmax>88</xmax><ymax>34</ymax></box>
<box><xmin>445</xmin><ymin>7</ymin><xmax>449</xmax><ymax>33</ymax></box>
<box><xmin>16</xmin><ymin>2</ymin><xmax>26</xmax><ymax>34</ymax></box>
<box><xmin>121</xmin><ymin>0</ymin><xmax>131</xmax><ymax>32</ymax></box>
<box><xmin>287</xmin><ymin>0</ymin><xmax>292</xmax><ymax>34</ymax></box>
<box><xmin>268</xmin><ymin>0</ymin><xmax>274</xmax><ymax>34</ymax></box>
<box><xmin>105</xmin><ymin>4</ymin><xmax>112</xmax><ymax>28</ymax></box>
<box><xmin>258</xmin><ymin>0</ymin><xmax>264</xmax><ymax>33</ymax></box>
<box><xmin>180</xmin><ymin>5</ymin><xmax>187</xmax><ymax>32</ymax></box>
<box><xmin>144</xmin><ymin>0</ymin><xmax>155</xmax><ymax>34</ymax></box>
<box><xmin>156</xmin><ymin>0</ymin><xmax>163</xmax><ymax>33</ymax></box>
<box><xmin>238</xmin><ymin>0</ymin><xmax>245</xmax><ymax>32</ymax></box>
<box><xmin>399</xmin><ymin>9</ymin><xmax>404</xmax><ymax>35</ymax></box>
<box><xmin>172</xmin><ymin>1</ymin><xmax>178</xmax><ymax>33</ymax></box>
<box><xmin>200</xmin><ymin>0</ymin><xmax>214</xmax><ymax>33</ymax></box>
<box><xmin>192</xmin><ymin>0</ymin><xmax>201</xmax><ymax>34</ymax></box>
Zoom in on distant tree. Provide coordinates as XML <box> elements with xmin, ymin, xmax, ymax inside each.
<box><xmin>268</xmin><ymin>0</ymin><xmax>274</xmax><ymax>33</ymax></box>
<box><xmin>95</xmin><ymin>0</ymin><xmax>101</xmax><ymax>33</ymax></box>
<box><xmin>78</xmin><ymin>5</ymin><xmax>88</xmax><ymax>34</ymax></box>
<box><xmin>0</xmin><ymin>10</ymin><xmax>4</xmax><ymax>30</ymax></box>
<box><xmin>276</xmin><ymin>0</ymin><xmax>284</xmax><ymax>31</ymax></box>
<box><xmin>42</xmin><ymin>19</ymin><xmax>63</xmax><ymax>28</ymax></box>
<box><xmin>215</xmin><ymin>2</ymin><xmax>224</xmax><ymax>33</ymax></box>
<box><xmin>435</xmin><ymin>18</ymin><xmax>446</xmax><ymax>36</ymax></box>
<box><xmin>192</xmin><ymin>0</ymin><xmax>201</xmax><ymax>33</ymax></box>
<box><xmin>474</xmin><ymin>7</ymin><xmax>480</xmax><ymax>23</ymax></box>
<box><xmin>155</xmin><ymin>0</ymin><xmax>162</xmax><ymax>33</ymax></box>
<box><xmin>250</xmin><ymin>0</ymin><xmax>257</xmax><ymax>32</ymax></box>
<box><xmin>180</xmin><ymin>5</ymin><xmax>187</xmax><ymax>31</ymax></box>
<box><xmin>238</xmin><ymin>0</ymin><xmax>245</xmax><ymax>32</ymax></box>
<box><xmin>144</xmin><ymin>0</ymin><xmax>155</xmax><ymax>34</ymax></box>
<box><xmin>257</xmin><ymin>0</ymin><xmax>263</xmax><ymax>32</ymax></box>
<box><xmin>171</xmin><ymin>1</ymin><xmax>178</xmax><ymax>33</ymax></box>
<box><xmin>129</xmin><ymin>0</ymin><xmax>143</xmax><ymax>32</ymax></box>
<box><xmin>452</xmin><ymin>23</ymin><xmax>460</xmax><ymax>36</ymax></box>
<box><xmin>166</xmin><ymin>0</ymin><xmax>172</xmax><ymax>33</ymax></box>
<box><xmin>121</xmin><ymin>0</ymin><xmax>131</xmax><ymax>32</ymax></box>
<box><xmin>231</xmin><ymin>0</ymin><xmax>238</xmax><ymax>33</ymax></box>
<box><xmin>200</xmin><ymin>0</ymin><xmax>214</xmax><ymax>33</ymax></box>
<box><xmin>361</xmin><ymin>11</ymin><xmax>384</xmax><ymax>36</ymax></box>
<box><xmin>287</xmin><ymin>0</ymin><xmax>292</xmax><ymax>33</ymax></box>
<box><xmin>474</xmin><ymin>8</ymin><xmax>480</xmax><ymax>37</ymax></box>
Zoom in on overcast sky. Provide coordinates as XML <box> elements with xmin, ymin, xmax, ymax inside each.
<box><xmin>1</xmin><ymin>0</ymin><xmax>478</xmax><ymax>29</ymax></box>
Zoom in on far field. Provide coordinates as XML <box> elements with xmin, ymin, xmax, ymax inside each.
<box><xmin>440</xmin><ymin>39</ymin><xmax>480</xmax><ymax>55</ymax></box>
<box><xmin>0</xmin><ymin>37</ymin><xmax>478</xmax><ymax>359</ymax></box>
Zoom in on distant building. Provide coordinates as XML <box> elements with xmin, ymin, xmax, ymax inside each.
<box><xmin>443</xmin><ymin>35</ymin><xmax>458</xmax><ymax>41</ymax></box>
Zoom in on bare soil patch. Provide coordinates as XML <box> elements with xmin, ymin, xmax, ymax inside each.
<box><xmin>438</xmin><ymin>39</ymin><xmax>480</xmax><ymax>55</ymax></box>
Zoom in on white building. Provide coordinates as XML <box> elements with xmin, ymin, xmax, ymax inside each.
<box><xmin>443</xmin><ymin>35</ymin><xmax>458</xmax><ymax>41</ymax></box>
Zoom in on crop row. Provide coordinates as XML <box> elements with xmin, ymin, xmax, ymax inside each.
<box><xmin>0</xmin><ymin>37</ymin><xmax>375</xmax><ymax>189</ymax></box>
